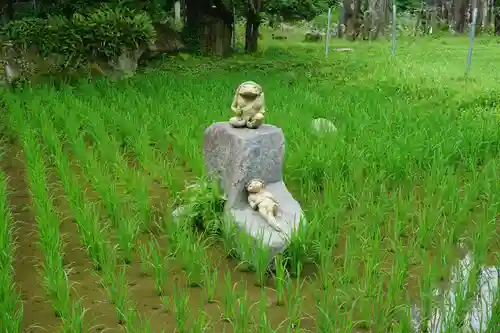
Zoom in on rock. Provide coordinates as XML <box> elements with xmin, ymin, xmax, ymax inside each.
<box><xmin>334</xmin><ymin>48</ymin><xmax>354</xmax><ymax>52</ymax></box>
<box><xmin>311</xmin><ymin>118</ymin><xmax>337</xmax><ymax>135</ymax></box>
<box><xmin>203</xmin><ymin>122</ymin><xmax>304</xmax><ymax>255</ymax></box>
<box><xmin>204</xmin><ymin>122</ymin><xmax>284</xmax><ymax>207</ymax></box>
<box><xmin>304</xmin><ymin>32</ymin><xmax>323</xmax><ymax>42</ymax></box>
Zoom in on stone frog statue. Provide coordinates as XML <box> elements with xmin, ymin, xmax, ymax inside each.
<box><xmin>246</xmin><ymin>179</ymin><xmax>282</xmax><ymax>233</ymax></box>
<box><xmin>229</xmin><ymin>81</ymin><xmax>266</xmax><ymax>129</ymax></box>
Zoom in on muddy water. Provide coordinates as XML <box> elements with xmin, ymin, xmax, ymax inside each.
<box><xmin>412</xmin><ymin>251</ymin><xmax>499</xmax><ymax>332</ymax></box>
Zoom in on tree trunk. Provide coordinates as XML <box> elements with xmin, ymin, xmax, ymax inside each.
<box><xmin>495</xmin><ymin>0</ymin><xmax>500</xmax><ymax>33</ymax></box>
<box><xmin>183</xmin><ymin>0</ymin><xmax>203</xmax><ymax>51</ymax></box>
<box><xmin>338</xmin><ymin>3</ymin><xmax>345</xmax><ymax>38</ymax></box>
<box><xmin>245</xmin><ymin>11</ymin><xmax>260</xmax><ymax>52</ymax></box>
<box><xmin>476</xmin><ymin>0</ymin><xmax>484</xmax><ymax>34</ymax></box>
<box><xmin>454</xmin><ymin>0</ymin><xmax>468</xmax><ymax>32</ymax></box>
<box><xmin>344</xmin><ymin>0</ymin><xmax>362</xmax><ymax>40</ymax></box>
<box><xmin>245</xmin><ymin>1</ymin><xmax>261</xmax><ymax>53</ymax></box>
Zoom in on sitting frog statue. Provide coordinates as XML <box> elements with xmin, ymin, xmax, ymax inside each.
<box><xmin>229</xmin><ymin>81</ymin><xmax>266</xmax><ymax>129</ymax></box>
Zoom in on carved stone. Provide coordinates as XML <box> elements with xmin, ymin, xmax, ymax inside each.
<box><xmin>229</xmin><ymin>81</ymin><xmax>266</xmax><ymax>129</ymax></box>
<box><xmin>203</xmin><ymin>122</ymin><xmax>304</xmax><ymax>256</ymax></box>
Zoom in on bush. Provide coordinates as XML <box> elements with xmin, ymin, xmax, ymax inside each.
<box><xmin>0</xmin><ymin>5</ymin><xmax>156</xmax><ymax>70</ymax></box>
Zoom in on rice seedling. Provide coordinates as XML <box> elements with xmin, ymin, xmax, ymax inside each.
<box><xmin>235</xmin><ymin>229</ymin><xmax>256</xmax><ymax>273</ymax></box>
<box><xmin>137</xmin><ymin>242</ymin><xmax>152</xmax><ymax>276</ymax></box>
<box><xmin>284</xmin><ymin>220</ymin><xmax>310</xmax><ymax>278</ymax></box>
<box><xmin>60</xmin><ymin>298</ymin><xmax>88</xmax><ymax>333</ymax></box>
<box><xmin>173</xmin><ymin>222</ymin><xmax>208</xmax><ymax>288</ymax></box>
<box><xmin>256</xmin><ymin>288</ymin><xmax>275</xmax><ymax>333</ymax></box>
<box><xmin>82</xmin><ymin>113</ymin><xmax>152</xmax><ymax>232</ymax></box>
<box><xmin>161</xmin><ymin>295</ymin><xmax>171</xmax><ymax>313</ymax></box>
<box><xmin>0</xmin><ymin>154</ymin><xmax>23</xmax><ymax>332</ymax></box>
<box><xmin>219</xmin><ymin>217</ymin><xmax>239</xmax><ymax>259</ymax></box>
<box><xmin>191</xmin><ymin>298</ymin><xmax>211</xmax><ymax>333</ymax></box>
<box><xmin>252</xmin><ymin>232</ymin><xmax>272</xmax><ymax>287</ymax></box>
<box><xmin>20</xmin><ymin>125</ymin><xmax>71</xmax><ymax>318</ymax></box>
<box><xmin>121</xmin><ymin>304</ymin><xmax>153</xmax><ymax>332</ymax></box>
<box><xmin>203</xmin><ymin>262</ymin><xmax>218</xmax><ymax>303</ymax></box>
<box><xmin>285</xmin><ymin>262</ymin><xmax>305</xmax><ymax>328</ymax></box>
<box><xmin>173</xmin><ymin>285</ymin><xmax>190</xmax><ymax>333</ymax></box>
<box><xmin>273</xmin><ymin>254</ymin><xmax>287</xmax><ymax>306</ymax></box>
<box><xmin>147</xmin><ymin>238</ymin><xmax>170</xmax><ymax>296</ymax></box>
<box><xmin>112</xmin><ymin>265</ymin><xmax>131</xmax><ymax>325</ymax></box>
<box><xmin>221</xmin><ymin>270</ymin><xmax>237</xmax><ymax>322</ymax></box>
<box><xmin>231</xmin><ymin>281</ymin><xmax>252</xmax><ymax>332</ymax></box>
<box><xmin>36</xmin><ymin>111</ymin><xmax>109</xmax><ymax>271</ymax></box>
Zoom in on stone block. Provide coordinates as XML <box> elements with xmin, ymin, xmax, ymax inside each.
<box><xmin>203</xmin><ymin>122</ymin><xmax>284</xmax><ymax>207</ymax></box>
<box><xmin>203</xmin><ymin>122</ymin><xmax>304</xmax><ymax>253</ymax></box>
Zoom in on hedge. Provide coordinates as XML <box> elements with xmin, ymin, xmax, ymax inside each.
<box><xmin>0</xmin><ymin>5</ymin><xmax>156</xmax><ymax>70</ymax></box>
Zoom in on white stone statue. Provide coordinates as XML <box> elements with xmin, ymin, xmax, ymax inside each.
<box><xmin>229</xmin><ymin>81</ymin><xmax>266</xmax><ymax>129</ymax></box>
<box><xmin>246</xmin><ymin>179</ymin><xmax>282</xmax><ymax>232</ymax></box>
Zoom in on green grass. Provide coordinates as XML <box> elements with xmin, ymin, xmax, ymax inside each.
<box><xmin>1</xmin><ymin>35</ymin><xmax>499</xmax><ymax>332</ymax></box>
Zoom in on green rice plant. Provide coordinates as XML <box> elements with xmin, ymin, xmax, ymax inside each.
<box><xmin>51</xmin><ymin>109</ymin><xmax>140</xmax><ymax>263</ymax></box>
<box><xmin>60</xmin><ymin>298</ymin><xmax>88</xmax><ymax>333</ymax></box>
<box><xmin>274</xmin><ymin>254</ymin><xmax>288</xmax><ymax>306</ymax></box>
<box><xmin>315</xmin><ymin>280</ymin><xmax>355</xmax><ymax>333</ymax></box>
<box><xmin>203</xmin><ymin>263</ymin><xmax>218</xmax><ymax>303</ymax></box>
<box><xmin>83</xmin><ymin>113</ymin><xmax>152</xmax><ymax>232</ymax></box>
<box><xmin>116</xmin><ymin>215</ymin><xmax>141</xmax><ymax>264</ymax></box>
<box><xmin>285</xmin><ymin>262</ymin><xmax>305</xmax><ymax>328</ymax></box>
<box><xmin>256</xmin><ymin>288</ymin><xmax>275</xmax><ymax>333</ymax></box>
<box><xmin>173</xmin><ymin>285</ymin><xmax>190</xmax><ymax>333</ymax></box>
<box><xmin>112</xmin><ymin>265</ymin><xmax>131</xmax><ymax>325</ymax></box>
<box><xmin>315</xmin><ymin>236</ymin><xmax>336</xmax><ymax>291</ymax></box>
<box><xmin>161</xmin><ymin>295</ymin><xmax>171</xmax><ymax>313</ymax></box>
<box><xmin>122</xmin><ymin>304</ymin><xmax>153</xmax><ymax>332</ymax></box>
<box><xmin>147</xmin><ymin>238</ymin><xmax>170</xmax><ymax>296</ymax></box>
<box><xmin>137</xmin><ymin>242</ymin><xmax>151</xmax><ymax>276</ymax></box>
<box><xmin>37</xmin><ymin>113</ymin><xmax>109</xmax><ymax>271</ymax></box>
<box><xmin>191</xmin><ymin>298</ymin><xmax>211</xmax><ymax>333</ymax></box>
<box><xmin>99</xmin><ymin>247</ymin><xmax>133</xmax><ymax>324</ymax></box>
<box><xmin>252</xmin><ymin>232</ymin><xmax>272</xmax><ymax>287</ymax></box>
<box><xmin>0</xmin><ymin>161</ymin><xmax>24</xmax><ymax>333</ymax></box>
<box><xmin>21</xmin><ymin>126</ymin><xmax>71</xmax><ymax>318</ymax></box>
<box><xmin>418</xmin><ymin>254</ymin><xmax>436</xmax><ymax>333</ymax></box>
<box><xmin>219</xmin><ymin>217</ymin><xmax>239</xmax><ymax>259</ymax></box>
<box><xmin>231</xmin><ymin>281</ymin><xmax>252</xmax><ymax>332</ymax></box>
<box><xmin>284</xmin><ymin>219</ymin><xmax>310</xmax><ymax>277</ymax></box>
<box><xmin>175</xmin><ymin>224</ymin><xmax>208</xmax><ymax>287</ymax></box>
<box><xmin>235</xmin><ymin>229</ymin><xmax>255</xmax><ymax>272</ymax></box>
<box><xmin>222</xmin><ymin>271</ymin><xmax>237</xmax><ymax>322</ymax></box>
<box><xmin>485</xmin><ymin>262</ymin><xmax>500</xmax><ymax>333</ymax></box>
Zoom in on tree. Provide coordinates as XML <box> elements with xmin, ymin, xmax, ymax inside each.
<box><xmin>238</xmin><ymin>0</ymin><xmax>327</xmax><ymax>53</ymax></box>
<box><xmin>495</xmin><ymin>0</ymin><xmax>500</xmax><ymax>34</ymax></box>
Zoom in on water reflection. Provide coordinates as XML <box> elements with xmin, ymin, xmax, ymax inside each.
<box><xmin>412</xmin><ymin>252</ymin><xmax>499</xmax><ymax>332</ymax></box>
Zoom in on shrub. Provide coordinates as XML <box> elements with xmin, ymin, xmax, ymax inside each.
<box><xmin>0</xmin><ymin>5</ymin><xmax>156</xmax><ymax>73</ymax></box>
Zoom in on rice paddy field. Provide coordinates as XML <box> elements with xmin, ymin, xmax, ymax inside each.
<box><xmin>0</xmin><ymin>35</ymin><xmax>499</xmax><ymax>333</ymax></box>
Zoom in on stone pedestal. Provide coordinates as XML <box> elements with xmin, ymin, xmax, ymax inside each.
<box><xmin>203</xmin><ymin>122</ymin><xmax>304</xmax><ymax>254</ymax></box>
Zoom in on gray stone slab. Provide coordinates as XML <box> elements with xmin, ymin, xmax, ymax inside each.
<box><xmin>227</xmin><ymin>180</ymin><xmax>303</xmax><ymax>254</ymax></box>
<box><xmin>203</xmin><ymin>122</ymin><xmax>285</xmax><ymax>207</ymax></box>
